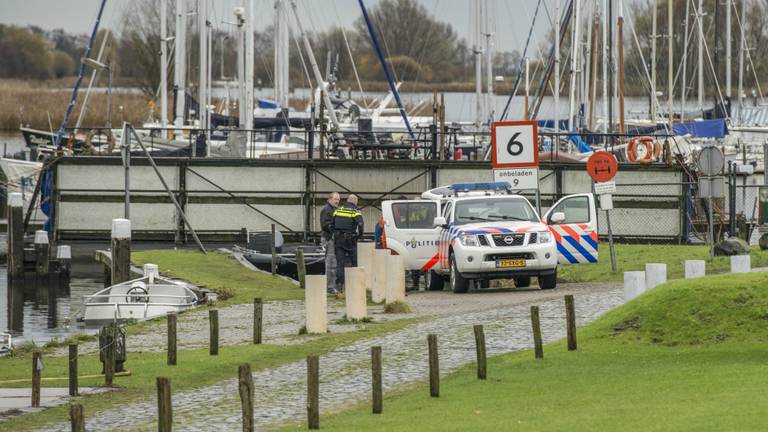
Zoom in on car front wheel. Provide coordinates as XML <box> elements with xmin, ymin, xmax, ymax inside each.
<box><xmin>450</xmin><ymin>254</ymin><xmax>469</xmax><ymax>294</ymax></box>
<box><xmin>538</xmin><ymin>269</ymin><xmax>557</xmax><ymax>290</ymax></box>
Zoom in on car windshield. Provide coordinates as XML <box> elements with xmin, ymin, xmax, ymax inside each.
<box><xmin>453</xmin><ymin>197</ymin><xmax>539</xmax><ymax>225</ymax></box>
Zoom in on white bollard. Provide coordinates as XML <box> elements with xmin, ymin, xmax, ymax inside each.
<box><xmin>143</xmin><ymin>263</ymin><xmax>159</xmax><ymax>283</ymax></box>
<box><xmin>385</xmin><ymin>254</ymin><xmax>406</xmax><ymax>304</ymax></box>
<box><xmin>645</xmin><ymin>263</ymin><xmax>667</xmax><ymax>290</ymax></box>
<box><xmin>357</xmin><ymin>242</ymin><xmax>376</xmax><ymax>292</ymax></box>
<box><xmin>730</xmin><ymin>255</ymin><xmax>751</xmax><ymax>273</ymax></box>
<box><xmin>684</xmin><ymin>260</ymin><xmax>706</xmax><ymax>279</ymax></box>
<box><xmin>344</xmin><ymin>267</ymin><xmax>367</xmax><ymax>320</ymax></box>
<box><xmin>56</xmin><ymin>245</ymin><xmax>71</xmax><ymax>260</ymax></box>
<box><xmin>623</xmin><ymin>271</ymin><xmax>646</xmax><ymax>301</ymax></box>
<box><xmin>34</xmin><ymin>230</ymin><xmax>49</xmax><ymax>245</ymax></box>
<box><xmin>371</xmin><ymin>249</ymin><xmax>389</xmax><ymax>303</ymax></box>
<box><xmin>305</xmin><ymin>275</ymin><xmax>328</xmax><ymax>334</ymax></box>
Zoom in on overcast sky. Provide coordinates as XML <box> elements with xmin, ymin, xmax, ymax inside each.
<box><xmin>0</xmin><ymin>0</ymin><xmax>563</xmax><ymax>55</ymax></box>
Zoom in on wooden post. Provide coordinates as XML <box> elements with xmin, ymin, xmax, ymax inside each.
<box><xmin>167</xmin><ymin>313</ymin><xmax>177</xmax><ymax>365</ymax></box>
<box><xmin>253</xmin><ymin>298</ymin><xmax>263</xmax><ymax>344</ymax></box>
<box><xmin>371</xmin><ymin>346</ymin><xmax>383</xmax><ymax>414</ymax></box>
<box><xmin>104</xmin><ymin>323</ymin><xmax>116</xmax><ymax>386</ymax></box>
<box><xmin>8</xmin><ymin>192</ymin><xmax>24</xmax><ymax>280</ymax></box>
<box><xmin>531</xmin><ymin>306</ymin><xmax>543</xmax><ymax>359</ymax></box>
<box><xmin>473</xmin><ymin>325</ymin><xmax>487</xmax><ymax>380</ymax></box>
<box><xmin>428</xmin><ymin>334</ymin><xmax>439</xmax><ymax>397</ymax></box>
<box><xmin>68</xmin><ymin>344</ymin><xmax>78</xmax><ymax>396</ymax></box>
<box><xmin>110</xmin><ymin>219</ymin><xmax>131</xmax><ymax>285</ymax></box>
<box><xmin>296</xmin><ymin>249</ymin><xmax>306</xmax><ymax>289</ymax></box>
<box><xmin>31</xmin><ymin>351</ymin><xmax>41</xmax><ymax>407</ymax></box>
<box><xmin>209</xmin><ymin>309</ymin><xmax>219</xmax><ymax>355</ymax></box>
<box><xmin>157</xmin><ymin>377</ymin><xmax>172</xmax><ymax>432</ymax></box>
<box><xmin>565</xmin><ymin>295</ymin><xmax>577</xmax><ymax>351</ymax></box>
<box><xmin>103</xmin><ymin>264</ymin><xmax>111</xmax><ymax>288</ymax></box>
<box><xmin>271</xmin><ymin>223</ymin><xmax>277</xmax><ymax>276</ymax></box>
<box><xmin>34</xmin><ymin>230</ymin><xmax>49</xmax><ymax>277</ymax></box>
<box><xmin>439</xmin><ymin>93</ymin><xmax>446</xmax><ymax>160</ymax></box>
<box><xmin>69</xmin><ymin>404</ymin><xmax>85</xmax><ymax>432</ymax></box>
<box><xmin>239</xmin><ymin>364</ymin><xmax>254</xmax><ymax>432</ymax></box>
<box><xmin>307</xmin><ymin>355</ymin><xmax>320</xmax><ymax>430</ymax></box>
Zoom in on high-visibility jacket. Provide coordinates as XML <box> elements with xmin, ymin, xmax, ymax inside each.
<box><xmin>332</xmin><ymin>203</ymin><xmax>364</xmax><ymax>239</ymax></box>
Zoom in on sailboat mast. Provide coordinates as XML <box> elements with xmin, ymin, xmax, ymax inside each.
<box><xmin>726</xmin><ymin>0</ymin><xmax>732</xmax><ymax>103</ymax></box>
<box><xmin>160</xmin><ymin>0</ymin><xmax>168</xmax><ymax>129</ymax></box>
<box><xmin>199</xmin><ymin>0</ymin><xmax>209</xmax><ymax>141</ymax></box>
<box><xmin>618</xmin><ymin>0</ymin><xmax>625</xmax><ymax>136</ymax></box>
<box><xmin>697</xmin><ymin>0</ymin><xmax>704</xmax><ymax>114</ymax></box>
<box><xmin>290</xmin><ymin>0</ymin><xmax>339</xmax><ymax>129</ymax></box>
<box><xmin>554</xmin><ymin>0</ymin><xmax>561</xmax><ymax>136</ymax></box>
<box><xmin>174</xmin><ymin>0</ymin><xmax>187</xmax><ymax>139</ymax></box>
<box><xmin>274</xmin><ymin>0</ymin><xmax>290</xmax><ymax>108</ymax></box>
<box><xmin>667</xmin><ymin>0</ymin><xmax>673</xmax><ymax>128</ymax></box>
<box><xmin>738</xmin><ymin>0</ymin><xmax>745</xmax><ymax>115</ymax></box>
<box><xmin>244</xmin><ymin>0</ymin><xmax>255</xmax><ymax>130</ymax></box>
<box><xmin>567</xmin><ymin>0</ymin><xmax>580</xmax><ymax>136</ymax></box>
<box><xmin>681</xmin><ymin>0</ymin><xmax>689</xmax><ymax>123</ymax></box>
<box><xmin>650</xmin><ymin>0</ymin><xmax>657</xmax><ymax>122</ymax></box>
<box><xmin>484</xmin><ymin>0</ymin><xmax>494</xmax><ymax>123</ymax></box>
<box><xmin>474</xmin><ymin>0</ymin><xmax>483</xmax><ymax>129</ymax></box>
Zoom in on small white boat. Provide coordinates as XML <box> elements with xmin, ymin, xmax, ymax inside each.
<box><xmin>0</xmin><ymin>333</ymin><xmax>12</xmax><ymax>356</ymax></box>
<box><xmin>83</xmin><ymin>264</ymin><xmax>198</xmax><ymax>323</ymax></box>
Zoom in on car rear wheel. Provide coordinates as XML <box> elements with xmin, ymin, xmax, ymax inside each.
<box><xmin>514</xmin><ymin>277</ymin><xmax>531</xmax><ymax>288</ymax></box>
<box><xmin>427</xmin><ymin>270</ymin><xmax>445</xmax><ymax>291</ymax></box>
<box><xmin>539</xmin><ymin>269</ymin><xmax>557</xmax><ymax>290</ymax></box>
<box><xmin>450</xmin><ymin>254</ymin><xmax>469</xmax><ymax>294</ymax></box>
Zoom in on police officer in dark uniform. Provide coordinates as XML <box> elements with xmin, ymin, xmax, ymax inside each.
<box><xmin>331</xmin><ymin>194</ymin><xmax>364</xmax><ymax>292</ymax></box>
<box><xmin>319</xmin><ymin>192</ymin><xmax>340</xmax><ymax>293</ymax></box>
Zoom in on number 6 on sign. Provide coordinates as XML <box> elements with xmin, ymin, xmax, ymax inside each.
<box><xmin>492</xmin><ymin>120</ymin><xmax>539</xmax><ymax>168</ymax></box>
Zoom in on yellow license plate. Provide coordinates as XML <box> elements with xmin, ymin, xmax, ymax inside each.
<box><xmin>497</xmin><ymin>259</ymin><xmax>526</xmax><ymax>268</ymax></box>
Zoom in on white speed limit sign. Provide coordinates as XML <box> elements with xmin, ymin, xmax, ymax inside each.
<box><xmin>491</xmin><ymin>120</ymin><xmax>539</xmax><ymax>168</ymax></box>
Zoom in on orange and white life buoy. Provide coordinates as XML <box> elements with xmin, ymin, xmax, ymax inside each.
<box><xmin>626</xmin><ymin>136</ymin><xmax>660</xmax><ymax>163</ymax></box>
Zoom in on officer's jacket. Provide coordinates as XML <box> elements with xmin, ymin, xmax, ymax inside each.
<box><xmin>332</xmin><ymin>203</ymin><xmax>364</xmax><ymax>238</ymax></box>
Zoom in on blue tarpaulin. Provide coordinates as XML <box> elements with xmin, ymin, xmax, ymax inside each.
<box><xmin>671</xmin><ymin>119</ymin><xmax>728</xmax><ymax>138</ymax></box>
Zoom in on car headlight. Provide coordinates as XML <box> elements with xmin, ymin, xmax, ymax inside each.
<box><xmin>537</xmin><ymin>231</ymin><xmax>552</xmax><ymax>243</ymax></box>
<box><xmin>459</xmin><ymin>234</ymin><xmax>480</xmax><ymax>247</ymax></box>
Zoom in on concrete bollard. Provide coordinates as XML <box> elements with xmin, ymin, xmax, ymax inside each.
<box><xmin>34</xmin><ymin>230</ymin><xmax>49</xmax><ymax>277</ymax></box>
<box><xmin>385</xmin><ymin>254</ymin><xmax>406</xmax><ymax>304</ymax></box>
<box><xmin>7</xmin><ymin>192</ymin><xmax>24</xmax><ymax>279</ymax></box>
<box><xmin>56</xmin><ymin>245</ymin><xmax>71</xmax><ymax>277</ymax></box>
<box><xmin>344</xmin><ymin>267</ymin><xmax>367</xmax><ymax>320</ymax></box>
<box><xmin>623</xmin><ymin>271</ymin><xmax>646</xmax><ymax>301</ymax></box>
<box><xmin>110</xmin><ymin>219</ymin><xmax>131</xmax><ymax>285</ymax></box>
<box><xmin>305</xmin><ymin>275</ymin><xmax>328</xmax><ymax>334</ymax></box>
<box><xmin>371</xmin><ymin>249</ymin><xmax>389</xmax><ymax>303</ymax></box>
<box><xmin>730</xmin><ymin>255</ymin><xmax>751</xmax><ymax>273</ymax></box>
<box><xmin>357</xmin><ymin>242</ymin><xmax>376</xmax><ymax>293</ymax></box>
<box><xmin>684</xmin><ymin>260</ymin><xmax>706</xmax><ymax>279</ymax></box>
<box><xmin>645</xmin><ymin>263</ymin><xmax>667</xmax><ymax>290</ymax></box>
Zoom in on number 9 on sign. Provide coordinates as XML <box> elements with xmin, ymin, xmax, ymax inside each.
<box><xmin>492</xmin><ymin>121</ymin><xmax>539</xmax><ymax>168</ymax></box>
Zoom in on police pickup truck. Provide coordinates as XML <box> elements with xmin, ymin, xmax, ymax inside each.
<box><xmin>381</xmin><ymin>182</ymin><xmax>597</xmax><ymax>293</ymax></box>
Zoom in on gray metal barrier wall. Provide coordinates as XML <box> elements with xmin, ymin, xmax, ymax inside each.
<box><xmin>52</xmin><ymin>158</ymin><xmax>684</xmax><ymax>242</ymax></box>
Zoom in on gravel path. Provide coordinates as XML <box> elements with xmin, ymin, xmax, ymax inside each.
<box><xmin>41</xmin><ymin>283</ymin><xmax>624</xmax><ymax>431</ymax></box>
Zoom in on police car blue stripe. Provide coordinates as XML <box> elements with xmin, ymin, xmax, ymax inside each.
<box><xmin>563</xmin><ymin>236</ymin><xmax>598</xmax><ymax>263</ymax></box>
<box><xmin>581</xmin><ymin>234</ymin><xmax>598</xmax><ymax>250</ymax></box>
<box><xmin>557</xmin><ymin>243</ymin><xmax>580</xmax><ymax>264</ymax></box>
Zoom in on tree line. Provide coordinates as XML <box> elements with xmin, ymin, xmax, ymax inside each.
<box><xmin>3</xmin><ymin>0</ymin><xmax>766</xmax><ymax>101</ymax></box>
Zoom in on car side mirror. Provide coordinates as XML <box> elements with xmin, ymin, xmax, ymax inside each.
<box><xmin>550</xmin><ymin>212</ymin><xmax>566</xmax><ymax>224</ymax></box>
<box><xmin>433</xmin><ymin>216</ymin><xmax>447</xmax><ymax>228</ymax></box>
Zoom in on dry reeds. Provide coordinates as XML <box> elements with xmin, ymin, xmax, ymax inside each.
<box><xmin>0</xmin><ymin>79</ymin><xmax>156</xmax><ymax>131</ymax></box>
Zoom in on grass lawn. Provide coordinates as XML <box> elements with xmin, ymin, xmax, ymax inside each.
<box><xmin>132</xmin><ymin>250</ymin><xmax>303</xmax><ymax>304</ymax></box>
<box><xmin>558</xmin><ymin>243</ymin><xmax>768</xmax><ymax>283</ymax></box>
<box><xmin>304</xmin><ymin>272</ymin><xmax>768</xmax><ymax>431</ymax></box>
<box><xmin>0</xmin><ymin>318</ymin><xmax>417</xmax><ymax>430</ymax></box>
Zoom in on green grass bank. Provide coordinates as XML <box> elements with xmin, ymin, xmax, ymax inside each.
<box><xmin>307</xmin><ymin>272</ymin><xmax>768</xmax><ymax>431</ymax></box>
<box><xmin>558</xmin><ymin>243</ymin><xmax>768</xmax><ymax>283</ymax></box>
